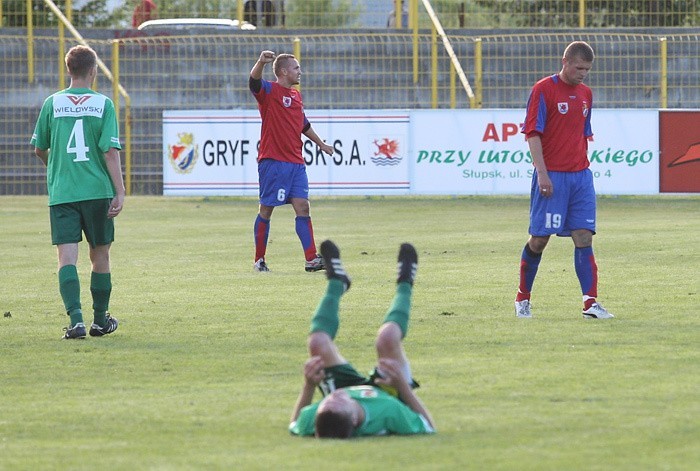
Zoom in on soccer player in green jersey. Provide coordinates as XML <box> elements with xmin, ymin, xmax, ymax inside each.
<box><xmin>289</xmin><ymin>240</ymin><xmax>436</xmax><ymax>438</ymax></box>
<box><xmin>31</xmin><ymin>45</ymin><xmax>125</xmax><ymax>339</ymax></box>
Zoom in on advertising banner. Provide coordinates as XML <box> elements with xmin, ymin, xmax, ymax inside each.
<box><xmin>163</xmin><ymin>110</ymin><xmax>410</xmax><ymax>196</ymax></box>
<box><xmin>163</xmin><ymin>110</ymin><xmax>259</xmax><ymax>196</ymax></box>
<box><xmin>163</xmin><ymin>109</ymin><xmax>659</xmax><ymax>196</ymax></box>
<box><xmin>410</xmin><ymin>109</ymin><xmax>659</xmax><ymax>195</ymax></box>
<box><xmin>659</xmin><ymin>110</ymin><xmax>700</xmax><ymax>193</ymax></box>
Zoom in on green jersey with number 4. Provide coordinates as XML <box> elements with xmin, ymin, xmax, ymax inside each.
<box><xmin>31</xmin><ymin>88</ymin><xmax>121</xmax><ymax>206</ymax></box>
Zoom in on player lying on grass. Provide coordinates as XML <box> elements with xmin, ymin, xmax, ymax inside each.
<box><xmin>289</xmin><ymin>240</ymin><xmax>436</xmax><ymax>438</ymax></box>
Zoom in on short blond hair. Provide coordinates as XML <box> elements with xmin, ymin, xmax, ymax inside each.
<box><xmin>273</xmin><ymin>53</ymin><xmax>297</xmax><ymax>77</ymax></box>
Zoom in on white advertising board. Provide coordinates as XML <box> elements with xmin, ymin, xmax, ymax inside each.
<box><xmin>163</xmin><ymin>110</ymin><xmax>410</xmax><ymax>196</ymax></box>
<box><xmin>163</xmin><ymin>109</ymin><xmax>659</xmax><ymax>196</ymax></box>
<box><xmin>410</xmin><ymin>109</ymin><xmax>659</xmax><ymax>195</ymax></box>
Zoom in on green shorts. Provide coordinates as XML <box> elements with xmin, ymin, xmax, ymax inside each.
<box><xmin>50</xmin><ymin>199</ymin><xmax>114</xmax><ymax>247</ymax></box>
<box><xmin>320</xmin><ymin>364</ymin><xmax>419</xmax><ymax>398</ymax></box>
<box><xmin>322</xmin><ymin>364</ymin><xmax>371</xmax><ymax>391</ymax></box>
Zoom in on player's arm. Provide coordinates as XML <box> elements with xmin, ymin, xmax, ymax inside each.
<box><xmin>250</xmin><ymin>51</ymin><xmax>274</xmax><ymax>80</ymax></box>
<box><xmin>374</xmin><ymin>358</ymin><xmax>436</xmax><ymax>430</ymax></box>
<box><xmin>250</xmin><ymin>51</ymin><xmax>274</xmax><ymax>94</ymax></box>
<box><xmin>290</xmin><ymin>356</ymin><xmax>325</xmax><ymax>423</ymax></box>
<box><xmin>302</xmin><ymin>123</ymin><xmax>334</xmax><ymax>156</ymax></box>
<box><xmin>104</xmin><ymin>147</ymin><xmax>126</xmax><ymax>218</ymax></box>
<box><xmin>526</xmin><ymin>133</ymin><xmax>553</xmax><ymax>196</ymax></box>
<box><xmin>395</xmin><ymin>383</ymin><xmax>435</xmax><ymax>430</ymax></box>
<box><xmin>522</xmin><ymin>86</ymin><xmax>552</xmax><ymax>196</ymax></box>
<box><xmin>34</xmin><ymin>148</ymin><xmax>49</xmax><ymax>166</ymax></box>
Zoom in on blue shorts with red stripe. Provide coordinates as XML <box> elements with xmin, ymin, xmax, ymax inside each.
<box><xmin>529</xmin><ymin>169</ymin><xmax>596</xmax><ymax>237</ymax></box>
<box><xmin>258</xmin><ymin>158</ymin><xmax>310</xmax><ymax>206</ymax></box>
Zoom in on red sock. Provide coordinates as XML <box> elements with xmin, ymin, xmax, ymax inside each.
<box><xmin>583</xmin><ymin>297</ymin><xmax>597</xmax><ymax>310</ymax></box>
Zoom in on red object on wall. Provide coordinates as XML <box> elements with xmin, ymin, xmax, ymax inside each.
<box><xmin>132</xmin><ymin>0</ymin><xmax>157</xmax><ymax>28</ymax></box>
<box><xmin>659</xmin><ymin>111</ymin><xmax>700</xmax><ymax>193</ymax></box>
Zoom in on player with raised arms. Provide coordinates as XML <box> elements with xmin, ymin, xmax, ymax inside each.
<box><xmin>249</xmin><ymin>50</ymin><xmax>334</xmax><ymax>273</ymax></box>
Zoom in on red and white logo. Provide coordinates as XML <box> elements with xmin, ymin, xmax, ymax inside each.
<box><xmin>371</xmin><ymin>138</ymin><xmax>403</xmax><ymax>167</ymax></box>
<box><xmin>67</xmin><ymin>95</ymin><xmax>91</xmax><ymax>105</ymax></box>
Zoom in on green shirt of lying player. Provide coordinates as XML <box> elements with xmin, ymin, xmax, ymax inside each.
<box><xmin>289</xmin><ymin>240</ymin><xmax>436</xmax><ymax>438</ymax></box>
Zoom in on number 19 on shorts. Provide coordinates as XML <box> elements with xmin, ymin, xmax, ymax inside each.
<box><xmin>545</xmin><ymin>212</ymin><xmax>562</xmax><ymax>229</ymax></box>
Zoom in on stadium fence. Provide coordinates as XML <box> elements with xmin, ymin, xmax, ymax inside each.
<box><xmin>1</xmin><ymin>29</ymin><xmax>699</xmax><ymax>195</ymax></box>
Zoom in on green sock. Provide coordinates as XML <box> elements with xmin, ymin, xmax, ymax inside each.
<box><xmin>309</xmin><ymin>279</ymin><xmax>345</xmax><ymax>339</ymax></box>
<box><xmin>91</xmin><ymin>272</ymin><xmax>112</xmax><ymax>327</ymax></box>
<box><xmin>59</xmin><ymin>265</ymin><xmax>82</xmax><ymax>326</ymax></box>
<box><xmin>383</xmin><ymin>282</ymin><xmax>412</xmax><ymax>338</ymax></box>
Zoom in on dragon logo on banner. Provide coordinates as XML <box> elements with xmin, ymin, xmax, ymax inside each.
<box><xmin>371</xmin><ymin>138</ymin><xmax>402</xmax><ymax>166</ymax></box>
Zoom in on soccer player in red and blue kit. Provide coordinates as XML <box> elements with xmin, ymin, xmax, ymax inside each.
<box><xmin>515</xmin><ymin>41</ymin><xmax>614</xmax><ymax>319</ymax></box>
<box><xmin>249</xmin><ymin>50</ymin><xmax>335</xmax><ymax>273</ymax></box>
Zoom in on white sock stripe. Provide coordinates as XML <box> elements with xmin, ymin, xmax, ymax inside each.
<box><xmin>330</xmin><ymin>258</ymin><xmax>346</xmax><ymax>275</ymax></box>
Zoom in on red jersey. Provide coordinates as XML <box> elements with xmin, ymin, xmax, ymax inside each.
<box><xmin>522</xmin><ymin>74</ymin><xmax>593</xmax><ymax>172</ymax></box>
<box><xmin>132</xmin><ymin>0</ymin><xmax>156</xmax><ymax>28</ymax></box>
<box><xmin>253</xmin><ymin>79</ymin><xmax>310</xmax><ymax>164</ymax></box>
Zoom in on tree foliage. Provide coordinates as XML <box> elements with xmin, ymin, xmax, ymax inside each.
<box><xmin>474</xmin><ymin>0</ymin><xmax>699</xmax><ymax>27</ymax></box>
<box><xmin>3</xmin><ymin>0</ymin><xmax>127</xmax><ymax>28</ymax></box>
<box><xmin>2</xmin><ymin>0</ymin><xmax>697</xmax><ymax>28</ymax></box>
<box><xmin>284</xmin><ymin>0</ymin><xmax>360</xmax><ymax>28</ymax></box>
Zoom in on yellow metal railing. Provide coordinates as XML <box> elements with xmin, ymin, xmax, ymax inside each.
<box><xmin>111</xmin><ymin>40</ymin><xmax>133</xmax><ymax>194</ymax></box>
<box><xmin>421</xmin><ymin>0</ymin><xmax>476</xmax><ymax>108</ymax></box>
<box><xmin>660</xmin><ymin>37</ymin><xmax>668</xmax><ymax>109</ymax></box>
<box><xmin>474</xmin><ymin>38</ymin><xmax>483</xmax><ymax>108</ymax></box>
<box><xmin>3</xmin><ymin>32</ymin><xmax>699</xmax><ymax>196</ymax></box>
<box><xmin>15</xmin><ymin>31</ymin><xmax>698</xmax><ymax>112</ymax></box>
<box><xmin>26</xmin><ymin>0</ymin><xmax>34</xmax><ymax>83</ymax></box>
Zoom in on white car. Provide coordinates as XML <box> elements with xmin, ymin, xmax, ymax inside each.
<box><xmin>137</xmin><ymin>18</ymin><xmax>256</xmax><ymax>31</ymax></box>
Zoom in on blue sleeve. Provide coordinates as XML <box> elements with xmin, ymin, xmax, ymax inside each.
<box><xmin>584</xmin><ymin>102</ymin><xmax>593</xmax><ymax>137</ymax></box>
<box><xmin>534</xmin><ymin>92</ymin><xmax>547</xmax><ymax>134</ymax></box>
<box><xmin>249</xmin><ymin>77</ymin><xmax>272</xmax><ymax>95</ymax></box>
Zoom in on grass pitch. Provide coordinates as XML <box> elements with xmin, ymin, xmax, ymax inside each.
<box><xmin>0</xmin><ymin>195</ymin><xmax>698</xmax><ymax>470</ymax></box>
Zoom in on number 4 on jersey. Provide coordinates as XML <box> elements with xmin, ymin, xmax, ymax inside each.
<box><xmin>67</xmin><ymin>119</ymin><xmax>90</xmax><ymax>162</ymax></box>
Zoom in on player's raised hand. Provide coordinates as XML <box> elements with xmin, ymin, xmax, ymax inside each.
<box><xmin>259</xmin><ymin>50</ymin><xmax>275</xmax><ymax>64</ymax></box>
